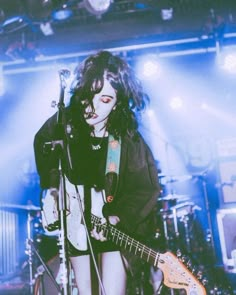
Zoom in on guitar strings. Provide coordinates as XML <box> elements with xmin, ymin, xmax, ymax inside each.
<box><xmin>91</xmin><ymin>215</ymin><xmax>159</xmax><ymax>262</ymax></box>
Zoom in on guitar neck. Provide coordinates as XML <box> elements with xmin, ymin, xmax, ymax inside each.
<box><xmin>91</xmin><ymin>214</ymin><xmax>206</xmax><ymax>295</ymax></box>
<box><xmin>95</xmin><ymin>217</ymin><xmax>158</xmax><ymax>264</ymax></box>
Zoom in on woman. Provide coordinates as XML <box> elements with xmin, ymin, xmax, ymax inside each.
<box><xmin>34</xmin><ymin>50</ymin><xmax>161</xmax><ymax>294</ymax></box>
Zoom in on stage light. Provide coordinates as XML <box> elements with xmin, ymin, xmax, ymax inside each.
<box><xmin>0</xmin><ymin>0</ymin><xmax>29</xmax><ymax>33</ymax></box>
<box><xmin>161</xmin><ymin>8</ymin><xmax>173</xmax><ymax>21</ymax></box>
<box><xmin>40</xmin><ymin>21</ymin><xmax>54</xmax><ymax>35</ymax></box>
<box><xmin>147</xmin><ymin>109</ymin><xmax>154</xmax><ymax>117</ymax></box>
<box><xmin>136</xmin><ymin>55</ymin><xmax>162</xmax><ymax>80</ymax></box>
<box><xmin>83</xmin><ymin>0</ymin><xmax>112</xmax><ymax>17</ymax></box>
<box><xmin>2</xmin><ymin>16</ymin><xmax>28</xmax><ymax>33</ymax></box>
<box><xmin>143</xmin><ymin>61</ymin><xmax>160</xmax><ymax>78</ymax></box>
<box><xmin>52</xmin><ymin>8</ymin><xmax>73</xmax><ymax>21</ymax></box>
<box><xmin>222</xmin><ymin>53</ymin><xmax>236</xmax><ymax>74</ymax></box>
<box><xmin>169</xmin><ymin>96</ymin><xmax>183</xmax><ymax>109</ymax></box>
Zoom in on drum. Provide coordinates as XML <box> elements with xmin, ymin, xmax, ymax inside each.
<box><xmin>33</xmin><ymin>255</ymin><xmax>78</xmax><ymax>295</ymax></box>
<box><xmin>160</xmin><ymin>201</ymin><xmax>201</xmax><ymax>253</ymax></box>
<box><xmin>158</xmin><ymin>196</ymin><xmax>177</xmax><ymax>211</ymax></box>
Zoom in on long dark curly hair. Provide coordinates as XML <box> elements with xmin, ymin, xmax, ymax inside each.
<box><xmin>69</xmin><ymin>50</ymin><xmax>149</xmax><ymax>138</ymax></box>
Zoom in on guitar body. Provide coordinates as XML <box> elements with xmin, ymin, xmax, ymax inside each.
<box><xmin>41</xmin><ymin>182</ymin><xmax>106</xmax><ymax>251</ymax></box>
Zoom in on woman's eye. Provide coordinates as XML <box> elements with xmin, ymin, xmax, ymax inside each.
<box><xmin>101</xmin><ymin>97</ymin><xmax>112</xmax><ymax>103</ymax></box>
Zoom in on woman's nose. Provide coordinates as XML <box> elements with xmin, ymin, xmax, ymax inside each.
<box><xmin>92</xmin><ymin>97</ymin><xmax>99</xmax><ymax>110</ymax></box>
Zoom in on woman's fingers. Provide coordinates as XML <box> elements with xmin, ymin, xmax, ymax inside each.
<box><xmin>90</xmin><ymin>228</ymin><xmax>107</xmax><ymax>242</ymax></box>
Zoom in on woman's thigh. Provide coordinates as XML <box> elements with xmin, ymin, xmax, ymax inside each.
<box><xmin>70</xmin><ymin>255</ymin><xmax>92</xmax><ymax>295</ymax></box>
<box><xmin>100</xmin><ymin>251</ymin><xmax>128</xmax><ymax>295</ymax></box>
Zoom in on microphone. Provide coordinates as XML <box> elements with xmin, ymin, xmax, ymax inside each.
<box><xmin>59</xmin><ymin>69</ymin><xmax>71</xmax><ymax>79</ymax></box>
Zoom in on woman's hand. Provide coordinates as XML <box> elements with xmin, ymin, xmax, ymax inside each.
<box><xmin>108</xmin><ymin>215</ymin><xmax>120</xmax><ymax>226</ymax></box>
<box><xmin>90</xmin><ymin>215</ymin><xmax>120</xmax><ymax>242</ymax></box>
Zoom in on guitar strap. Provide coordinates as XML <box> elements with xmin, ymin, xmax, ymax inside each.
<box><xmin>84</xmin><ymin>184</ymin><xmax>91</xmax><ymax>229</ymax></box>
<box><xmin>105</xmin><ymin>134</ymin><xmax>121</xmax><ymax>203</ymax></box>
<box><xmin>83</xmin><ymin>134</ymin><xmax>121</xmax><ymax>228</ymax></box>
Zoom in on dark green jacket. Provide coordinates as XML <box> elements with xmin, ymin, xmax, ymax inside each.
<box><xmin>34</xmin><ymin>109</ymin><xmax>160</xmax><ymax>239</ymax></box>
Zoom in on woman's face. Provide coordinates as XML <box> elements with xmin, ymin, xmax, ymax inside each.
<box><xmin>84</xmin><ymin>78</ymin><xmax>117</xmax><ymax>129</ymax></box>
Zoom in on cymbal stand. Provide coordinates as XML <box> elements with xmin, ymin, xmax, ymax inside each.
<box><xmin>201</xmin><ymin>176</ymin><xmax>216</xmax><ymax>261</ymax></box>
<box><xmin>57</xmin><ymin>160</ymin><xmax>70</xmax><ymax>295</ymax></box>
<box><xmin>25</xmin><ymin>210</ymin><xmax>61</xmax><ymax>294</ymax></box>
<box><xmin>46</xmin><ymin>68</ymin><xmax>72</xmax><ymax>295</ymax></box>
<box><xmin>161</xmin><ymin>210</ymin><xmax>179</xmax><ymax>250</ymax></box>
<box><xmin>180</xmin><ymin>215</ymin><xmax>191</xmax><ymax>253</ymax></box>
<box><xmin>162</xmin><ymin>213</ymin><xmax>169</xmax><ymax>243</ymax></box>
<box><xmin>171</xmin><ymin>208</ymin><xmax>179</xmax><ymax>239</ymax></box>
<box><xmin>28</xmin><ymin>240</ymin><xmax>61</xmax><ymax>293</ymax></box>
<box><xmin>25</xmin><ymin>211</ymin><xmax>34</xmax><ymax>294</ymax></box>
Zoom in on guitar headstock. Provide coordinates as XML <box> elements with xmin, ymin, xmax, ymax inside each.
<box><xmin>158</xmin><ymin>252</ymin><xmax>206</xmax><ymax>295</ymax></box>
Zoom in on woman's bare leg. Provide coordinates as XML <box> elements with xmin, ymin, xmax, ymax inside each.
<box><xmin>100</xmin><ymin>251</ymin><xmax>127</xmax><ymax>295</ymax></box>
<box><xmin>70</xmin><ymin>255</ymin><xmax>92</xmax><ymax>295</ymax></box>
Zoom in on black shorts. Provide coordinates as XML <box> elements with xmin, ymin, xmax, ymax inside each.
<box><xmin>67</xmin><ymin>238</ymin><xmax>120</xmax><ymax>257</ymax></box>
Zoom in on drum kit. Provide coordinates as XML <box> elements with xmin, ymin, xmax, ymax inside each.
<box><xmin>157</xmin><ymin>174</ymin><xmax>202</xmax><ymax>253</ymax></box>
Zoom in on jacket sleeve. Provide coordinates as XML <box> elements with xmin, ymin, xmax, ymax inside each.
<box><xmin>33</xmin><ymin>113</ymin><xmax>60</xmax><ymax>189</ymax></box>
<box><xmin>103</xmin><ymin>133</ymin><xmax>161</xmax><ymax>236</ymax></box>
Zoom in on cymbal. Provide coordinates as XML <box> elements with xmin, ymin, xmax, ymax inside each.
<box><xmin>0</xmin><ymin>203</ymin><xmax>40</xmax><ymax>211</ymax></box>
<box><xmin>158</xmin><ymin>173</ymin><xmax>167</xmax><ymax>178</ymax></box>
<box><xmin>159</xmin><ymin>174</ymin><xmax>192</xmax><ymax>183</ymax></box>
<box><xmin>158</xmin><ymin>194</ymin><xmax>189</xmax><ymax>201</ymax></box>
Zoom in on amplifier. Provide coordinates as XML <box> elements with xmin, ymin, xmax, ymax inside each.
<box><xmin>217</xmin><ymin>208</ymin><xmax>236</xmax><ymax>271</ymax></box>
<box><xmin>218</xmin><ymin>159</ymin><xmax>236</xmax><ymax>204</ymax></box>
<box><xmin>216</xmin><ymin>138</ymin><xmax>236</xmax><ymax>206</ymax></box>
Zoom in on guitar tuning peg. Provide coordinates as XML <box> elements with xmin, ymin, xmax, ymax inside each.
<box><xmin>176</xmin><ymin>249</ymin><xmax>182</xmax><ymax>258</ymax></box>
<box><xmin>196</xmin><ymin>270</ymin><xmax>203</xmax><ymax>280</ymax></box>
<box><xmin>181</xmin><ymin>255</ymin><xmax>187</xmax><ymax>263</ymax></box>
<box><xmin>201</xmin><ymin>277</ymin><xmax>208</xmax><ymax>286</ymax></box>
<box><xmin>186</xmin><ymin>260</ymin><xmax>192</xmax><ymax>268</ymax></box>
<box><xmin>191</xmin><ymin>266</ymin><xmax>196</xmax><ymax>273</ymax></box>
<box><xmin>191</xmin><ymin>266</ymin><xmax>197</xmax><ymax>274</ymax></box>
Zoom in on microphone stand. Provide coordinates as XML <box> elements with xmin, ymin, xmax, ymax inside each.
<box><xmin>201</xmin><ymin>175</ymin><xmax>216</xmax><ymax>261</ymax></box>
<box><xmin>46</xmin><ymin>70</ymin><xmax>71</xmax><ymax>295</ymax></box>
<box><xmin>46</xmin><ymin>69</ymin><xmax>106</xmax><ymax>294</ymax></box>
<box><xmin>194</xmin><ymin>173</ymin><xmax>216</xmax><ymax>263</ymax></box>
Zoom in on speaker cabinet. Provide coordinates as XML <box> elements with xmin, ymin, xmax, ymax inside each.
<box><xmin>217</xmin><ymin>208</ymin><xmax>236</xmax><ymax>271</ymax></box>
<box><xmin>218</xmin><ymin>160</ymin><xmax>236</xmax><ymax>204</ymax></box>
<box><xmin>216</xmin><ymin>138</ymin><xmax>236</xmax><ymax>206</ymax></box>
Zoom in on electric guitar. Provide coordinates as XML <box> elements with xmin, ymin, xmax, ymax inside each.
<box><xmin>41</xmin><ymin>189</ymin><xmax>206</xmax><ymax>294</ymax></box>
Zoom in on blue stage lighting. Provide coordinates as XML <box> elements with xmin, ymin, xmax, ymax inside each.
<box><xmin>1</xmin><ymin>15</ymin><xmax>28</xmax><ymax>33</ymax></box>
<box><xmin>52</xmin><ymin>8</ymin><xmax>73</xmax><ymax>21</ymax></box>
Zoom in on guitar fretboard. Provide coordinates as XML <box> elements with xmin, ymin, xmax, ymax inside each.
<box><xmin>91</xmin><ymin>214</ymin><xmax>160</xmax><ymax>266</ymax></box>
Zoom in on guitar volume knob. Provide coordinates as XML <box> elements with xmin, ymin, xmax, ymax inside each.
<box><xmin>176</xmin><ymin>249</ymin><xmax>182</xmax><ymax>258</ymax></box>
